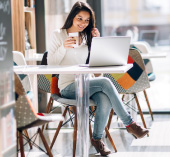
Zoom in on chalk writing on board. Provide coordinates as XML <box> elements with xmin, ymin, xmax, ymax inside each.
<box><xmin>0</xmin><ymin>41</ymin><xmax>7</xmax><ymax>61</ymax></box>
<box><xmin>0</xmin><ymin>0</ymin><xmax>10</xmax><ymax>15</ymax></box>
<box><xmin>0</xmin><ymin>23</ymin><xmax>7</xmax><ymax>61</ymax></box>
<box><xmin>0</xmin><ymin>23</ymin><xmax>6</xmax><ymax>41</ymax></box>
<box><xmin>0</xmin><ymin>43</ymin><xmax>7</xmax><ymax>61</ymax></box>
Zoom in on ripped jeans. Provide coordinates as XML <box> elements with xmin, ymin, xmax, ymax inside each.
<box><xmin>60</xmin><ymin>77</ymin><xmax>133</xmax><ymax>140</ymax></box>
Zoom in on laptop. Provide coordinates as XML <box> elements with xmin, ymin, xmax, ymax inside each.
<box><xmin>80</xmin><ymin>36</ymin><xmax>131</xmax><ymax>67</ymax></box>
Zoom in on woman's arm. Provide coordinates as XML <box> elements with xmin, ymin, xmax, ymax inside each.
<box><xmin>48</xmin><ymin>30</ymin><xmax>67</xmax><ymax>65</ymax></box>
<box><xmin>48</xmin><ymin>30</ymin><xmax>77</xmax><ymax>65</ymax></box>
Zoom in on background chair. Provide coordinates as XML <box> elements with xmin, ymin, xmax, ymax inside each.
<box><xmin>13</xmin><ymin>51</ymin><xmax>33</xmax><ymax>100</ymax></box>
<box><xmin>13</xmin><ymin>51</ymin><xmax>34</xmax><ymax>149</ymax></box>
<box><xmin>14</xmin><ymin>73</ymin><xmax>63</xmax><ymax>157</ymax></box>
<box><xmin>131</xmin><ymin>42</ymin><xmax>155</xmax><ymax>120</ymax></box>
<box><xmin>104</xmin><ymin>48</ymin><xmax>154</xmax><ymax>131</ymax></box>
<box><xmin>40</xmin><ymin>51</ymin><xmax>117</xmax><ymax>156</ymax></box>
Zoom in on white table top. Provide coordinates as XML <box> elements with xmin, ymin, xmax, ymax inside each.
<box><xmin>141</xmin><ymin>52</ymin><xmax>167</xmax><ymax>59</ymax></box>
<box><xmin>13</xmin><ymin>64</ymin><xmax>133</xmax><ymax>75</ymax></box>
<box><xmin>24</xmin><ymin>51</ymin><xmax>167</xmax><ymax>61</ymax></box>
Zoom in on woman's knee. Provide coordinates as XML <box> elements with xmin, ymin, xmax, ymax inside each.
<box><xmin>91</xmin><ymin>92</ymin><xmax>112</xmax><ymax>110</ymax></box>
<box><xmin>91</xmin><ymin>77</ymin><xmax>113</xmax><ymax>88</ymax></box>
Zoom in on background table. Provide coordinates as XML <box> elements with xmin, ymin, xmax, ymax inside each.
<box><xmin>141</xmin><ymin>52</ymin><xmax>167</xmax><ymax>59</ymax></box>
<box><xmin>14</xmin><ymin>64</ymin><xmax>133</xmax><ymax>157</ymax></box>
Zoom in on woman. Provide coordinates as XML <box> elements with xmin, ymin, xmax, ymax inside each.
<box><xmin>48</xmin><ymin>1</ymin><xmax>149</xmax><ymax>156</ymax></box>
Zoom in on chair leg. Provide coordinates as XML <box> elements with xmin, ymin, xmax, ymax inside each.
<box><xmin>107</xmin><ymin>109</ymin><xmax>114</xmax><ymax>130</ymax></box>
<box><xmin>90</xmin><ymin>106</ymin><xmax>96</xmax><ymax>116</ymax></box>
<box><xmin>18</xmin><ymin>131</ymin><xmax>25</xmax><ymax>157</ymax></box>
<box><xmin>134</xmin><ymin>94</ymin><xmax>147</xmax><ymax>129</ymax></box>
<box><xmin>17</xmin><ymin>131</ymin><xmax>19</xmax><ymax>151</ymax></box>
<box><xmin>105</xmin><ymin>127</ymin><xmax>117</xmax><ymax>152</ymax></box>
<box><xmin>122</xmin><ymin>94</ymin><xmax>125</xmax><ymax>101</ymax></box>
<box><xmin>50</xmin><ymin>106</ymin><xmax>69</xmax><ymax>149</ymax></box>
<box><xmin>72</xmin><ymin>106</ymin><xmax>77</xmax><ymax>157</ymax></box>
<box><xmin>89</xmin><ymin>120</ymin><xmax>93</xmax><ymax>140</ymax></box>
<box><xmin>42</xmin><ymin>97</ymin><xmax>54</xmax><ymax>131</ymax></box>
<box><xmin>23</xmin><ymin>130</ymin><xmax>32</xmax><ymax>149</ymax></box>
<box><xmin>105</xmin><ymin>109</ymin><xmax>114</xmax><ymax>138</ymax></box>
<box><xmin>38</xmin><ymin>128</ymin><xmax>53</xmax><ymax>157</ymax></box>
<box><xmin>143</xmin><ymin>90</ymin><xmax>154</xmax><ymax>121</ymax></box>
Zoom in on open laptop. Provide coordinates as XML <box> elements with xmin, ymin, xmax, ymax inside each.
<box><xmin>80</xmin><ymin>36</ymin><xmax>131</xmax><ymax>67</ymax></box>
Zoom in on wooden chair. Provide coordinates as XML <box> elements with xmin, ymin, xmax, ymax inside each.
<box><xmin>13</xmin><ymin>51</ymin><xmax>34</xmax><ymax>149</ymax></box>
<box><xmin>49</xmin><ymin>74</ymin><xmax>117</xmax><ymax>156</ymax></box>
<box><xmin>104</xmin><ymin>48</ymin><xmax>154</xmax><ymax>131</ymax></box>
<box><xmin>14</xmin><ymin>73</ymin><xmax>63</xmax><ymax>157</ymax></box>
<box><xmin>40</xmin><ymin>51</ymin><xmax>117</xmax><ymax>156</ymax></box>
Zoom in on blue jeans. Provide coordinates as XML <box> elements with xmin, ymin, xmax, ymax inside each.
<box><xmin>60</xmin><ymin>77</ymin><xmax>133</xmax><ymax>140</ymax></box>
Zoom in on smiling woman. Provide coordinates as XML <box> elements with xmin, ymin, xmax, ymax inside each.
<box><xmin>71</xmin><ymin>11</ymin><xmax>90</xmax><ymax>32</ymax></box>
<box><xmin>47</xmin><ymin>1</ymin><xmax>149</xmax><ymax>156</ymax></box>
<box><xmin>45</xmin><ymin>0</ymin><xmax>87</xmax><ymax>50</ymax></box>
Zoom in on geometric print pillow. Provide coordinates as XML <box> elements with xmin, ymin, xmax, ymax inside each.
<box><xmin>131</xmin><ymin>45</ymin><xmax>156</xmax><ymax>81</ymax></box>
<box><xmin>38</xmin><ymin>74</ymin><xmax>51</xmax><ymax>93</ymax></box>
<box><xmin>14</xmin><ymin>73</ymin><xmax>38</xmax><ymax>129</ymax></box>
<box><xmin>38</xmin><ymin>51</ymin><xmax>52</xmax><ymax>93</ymax></box>
<box><xmin>104</xmin><ymin>49</ymin><xmax>150</xmax><ymax>94</ymax></box>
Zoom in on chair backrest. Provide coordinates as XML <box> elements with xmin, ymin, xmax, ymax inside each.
<box><xmin>104</xmin><ymin>48</ymin><xmax>150</xmax><ymax>94</ymax></box>
<box><xmin>14</xmin><ymin>73</ymin><xmax>38</xmax><ymax>130</ymax></box>
<box><xmin>13</xmin><ymin>51</ymin><xmax>32</xmax><ymax>95</ymax></box>
<box><xmin>51</xmin><ymin>74</ymin><xmax>60</xmax><ymax>95</ymax></box>
<box><xmin>131</xmin><ymin>42</ymin><xmax>156</xmax><ymax>81</ymax></box>
<box><xmin>38</xmin><ymin>51</ymin><xmax>51</xmax><ymax>93</ymax></box>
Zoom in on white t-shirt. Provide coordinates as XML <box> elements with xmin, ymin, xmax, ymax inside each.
<box><xmin>47</xmin><ymin>29</ymin><xmax>89</xmax><ymax>91</ymax></box>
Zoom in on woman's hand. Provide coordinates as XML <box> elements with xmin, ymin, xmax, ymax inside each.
<box><xmin>91</xmin><ymin>28</ymin><xmax>100</xmax><ymax>37</ymax></box>
<box><xmin>63</xmin><ymin>37</ymin><xmax>76</xmax><ymax>49</ymax></box>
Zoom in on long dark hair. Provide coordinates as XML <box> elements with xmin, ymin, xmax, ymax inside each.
<box><xmin>62</xmin><ymin>1</ymin><xmax>95</xmax><ymax>52</ymax></box>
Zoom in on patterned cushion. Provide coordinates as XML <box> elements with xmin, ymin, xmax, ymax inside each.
<box><xmin>127</xmin><ymin>62</ymin><xmax>143</xmax><ymax>81</ymax></box>
<box><xmin>104</xmin><ymin>49</ymin><xmax>150</xmax><ymax>94</ymax></box>
<box><xmin>131</xmin><ymin>44</ymin><xmax>156</xmax><ymax>81</ymax></box>
<box><xmin>38</xmin><ymin>51</ymin><xmax>53</xmax><ymax>93</ymax></box>
<box><xmin>51</xmin><ymin>75</ymin><xmax>60</xmax><ymax>95</ymax></box>
<box><xmin>14</xmin><ymin>73</ymin><xmax>38</xmax><ymax>129</ymax></box>
<box><xmin>38</xmin><ymin>74</ymin><xmax>51</xmax><ymax>93</ymax></box>
<box><xmin>16</xmin><ymin>95</ymin><xmax>38</xmax><ymax>129</ymax></box>
<box><xmin>104</xmin><ymin>73</ymin><xmax>126</xmax><ymax>93</ymax></box>
<box><xmin>117</xmin><ymin>73</ymin><xmax>135</xmax><ymax>90</ymax></box>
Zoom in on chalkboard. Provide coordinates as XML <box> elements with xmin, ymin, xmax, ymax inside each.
<box><xmin>0</xmin><ymin>0</ymin><xmax>13</xmax><ymax>70</ymax></box>
<box><xmin>0</xmin><ymin>1</ymin><xmax>16</xmax><ymax>156</ymax></box>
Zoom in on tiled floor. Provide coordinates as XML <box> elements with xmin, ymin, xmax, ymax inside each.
<box><xmin>19</xmin><ymin>114</ymin><xmax>170</xmax><ymax>157</ymax></box>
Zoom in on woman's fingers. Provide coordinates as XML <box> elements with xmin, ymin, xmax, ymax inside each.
<box><xmin>64</xmin><ymin>37</ymin><xmax>76</xmax><ymax>48</ymax></box>
<box><xmin>91</xmin><ymin>28</ymin><xmax>100</xmax><ymax>37</ymax></box>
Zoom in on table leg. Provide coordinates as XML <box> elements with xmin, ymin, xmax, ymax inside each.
<box><xmin>75</xmin><ymin>74</ymin><xmax>89</xmax><ymax>157</ymax></box>
<box><xmin>29</xmin><ymin>74</ymin><xmax>38</xmax><ymax>112</ymax></box>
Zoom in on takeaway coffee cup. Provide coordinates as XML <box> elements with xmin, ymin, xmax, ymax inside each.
<box><xmin>69</xmin><ymin>32</ymin><xmax>79</xmax><ymax>48</ymax></box>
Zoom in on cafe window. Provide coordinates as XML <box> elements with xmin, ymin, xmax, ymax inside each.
<box><xmin>103</xmin><ymin>0</ymin><xmax>170</xmax><ymax>113</ymax></box>
<box><xmin>142</xmin><ymin>0</ymin><xmax>170</xmax><ymax>14</ymax></box>
<box><xmin>103</xmin><ymin>0</ymin><xmax>170</xmax><ymax>46</ymax></box>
